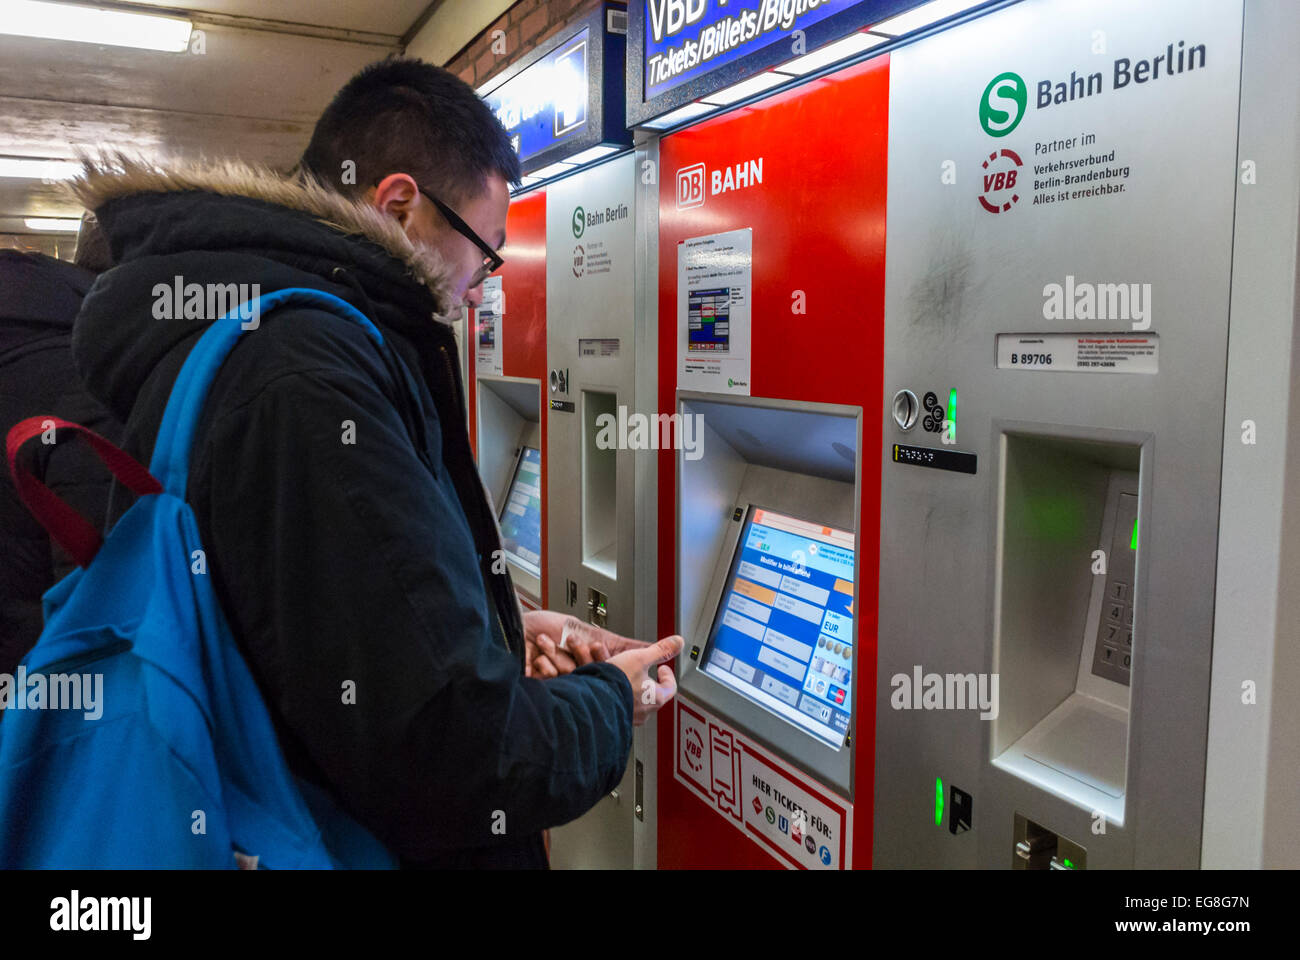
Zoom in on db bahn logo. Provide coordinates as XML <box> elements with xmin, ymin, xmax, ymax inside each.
<box><xmin>676</xmin><ymin>162</ymin><xmax>705</xmax><ymax>209</ymax></box>
<box><xmin>978</xmin><ymin>148</ymin><xmax>1022</xmax><ymax>214</ymax></box>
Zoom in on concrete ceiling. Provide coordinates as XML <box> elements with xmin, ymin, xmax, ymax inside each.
<box><xmin>124</xmin><ymin>0</ymin><xmax>432</xmax><ymax>36</ymax></box>
<box><xmin>0</xmin><ymin>0</ymin><xmax>466</xmax><ymax>245</ymax></box>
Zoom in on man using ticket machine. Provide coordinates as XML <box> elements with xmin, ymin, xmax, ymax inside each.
<box><xmin>69</xmin><ymin>58</ymin><xmax>681</xmax><ymax>868</ymax></box>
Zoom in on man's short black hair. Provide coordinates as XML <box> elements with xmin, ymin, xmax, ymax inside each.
<box><xmin>300</xmin><ymin>57</ymin><xmax>521</xmax><ymax>206</ymax></box>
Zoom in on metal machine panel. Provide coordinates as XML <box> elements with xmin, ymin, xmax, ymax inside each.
<box><xmin>1203</xmin><ymin>0</ymin><xmax>1300</xmax><ymax>869</ymax></box>
<box><xmin>877</xmin><ymin>0</ymin><xmax>1242</xmax><ymax>868</ymax></box>
<box><xmin>545</xmin><ymin>152</ymin><xmax>644</xmax><ymax>868</ymax></box>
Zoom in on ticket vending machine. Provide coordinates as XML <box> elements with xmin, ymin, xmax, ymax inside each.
<box><xmin>655</xmin><ymin>58</ymin><xmax>889</xmax><ymax>869</ymax></box>
<box><xmin>543</xmin><ymin>151</ymin><xmax>660</xmax><ymax>868</ymax></box>
<box><xmin>472</xmin><ymin>156</ymin><xmax>657</xmax><ymax>868</ymax></box>
<box><xmin>470</xmin><ymin>189</ymin><xmax>549</xmax><ymax>610</ymax></box>
<box><xmin>874</xmin><ymin>0</ymin><xmax>1300</xmax><ymax>868</ymax></box>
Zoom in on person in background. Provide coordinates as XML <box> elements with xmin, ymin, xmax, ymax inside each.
<box><xmin>0</xmin><ymin>216</ymin><xmax>119</xmax><ymax>678</ymax></box>
<box><xmin>69</xmin><ymin>59</ymin><xmax>680</xmax><ymax>867</ymax></box>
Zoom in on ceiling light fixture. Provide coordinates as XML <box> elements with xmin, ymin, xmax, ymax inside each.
<box><xmin>24</xmin><ymin>217</ymin><xmax>82</xmax><ymax>232</ymax></box>
<box><xmin>0</xmin><ymin>157</ymin><xmax>82</xmax><ymax>180</ymax></box>
<box><xmin>2</xmin><ymin>0</ymin><xmax>192</xmax><ymax>53</ymax></box>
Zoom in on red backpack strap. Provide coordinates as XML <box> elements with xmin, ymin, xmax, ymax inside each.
<box><xmin>6</xmin><ymin>415</ymin><xmax>162</xmax><ymax>567</ymax></box>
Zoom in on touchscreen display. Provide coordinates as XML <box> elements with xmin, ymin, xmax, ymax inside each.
<box><xmin>700</xmin><ymin>506</ymin><xmax>856</xmax><ymax>748</ymax></box>
<box><xmin>499</xmin><ymin>446</ymin><xmax>542</xmax><ymax>578</ymax></box>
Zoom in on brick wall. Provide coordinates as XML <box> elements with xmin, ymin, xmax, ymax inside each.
<box><xmin>443</xmin><ymin>0</ymin><xmax>607</xmax><ymax>89</ymax></box>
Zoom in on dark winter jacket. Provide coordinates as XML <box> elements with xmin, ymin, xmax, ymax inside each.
<box><xmin>0</xmin><ymin>251</ymin><xmax>121</xmax><ymax>674</ymax></box>
<box><xmin>69</xmin><ymin>158</ymin><xmax>632</xmax><ymax>868</ymax></box>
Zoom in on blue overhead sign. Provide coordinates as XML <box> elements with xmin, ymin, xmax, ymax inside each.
<box><xmin>486</xmin><ymin>28</ymin><xmax>592</xmax><ymax>164</ymax></box>
<box><xmin>644</xmin><ymin>0</ymin><xmax>859</xmax><ymax>99</ymax></box>
<box><xmin>627</xmin><ymin>0</ymin><xmax>947</xmax><ymax>127</ymax></box>
<box><xmin>481</xmin><ymin>2</ymin><xmax>632</xmax><ymax>179</ymax></box>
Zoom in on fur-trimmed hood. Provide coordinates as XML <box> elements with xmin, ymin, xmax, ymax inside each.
<box><xmin>67</xmin><ymin>154</ymin><xmax>465</xmax><ymax>428</ymax></box>
<box><xmin>67</xmin><ymin>154</ymin><xmax>456</xmax><ymax>318</ymax></box>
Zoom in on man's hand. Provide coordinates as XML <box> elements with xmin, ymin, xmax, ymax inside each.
<box><xmin>607</xmin><ymin>635</ymin><xmax>683</xmax><ymax>725</ymax></box>
<box><xmin>523</xmin><ymin>610</ymin><xmax>649</xmax><ymax>678</ymax></box>
<box><xmin>523</xmin><ymin>610</ymin><xmax>575</xmax><ymax>677</ymax></box>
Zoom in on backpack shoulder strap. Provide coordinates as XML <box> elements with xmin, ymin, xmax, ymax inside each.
<box><xmin>150</xmin><ymin>287</ymin><xmax>384</xmax><ymax>497</ymax></box>
<box><xmin>6</xmin><ymin>416</ymin><xmax>162</xmax><ymax>567</ymax></box>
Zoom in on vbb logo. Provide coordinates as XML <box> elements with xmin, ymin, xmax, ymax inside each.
<box><xmin>683</xmin><ymin>726</ymin><xmax>704</xmax><ymax>774</ymax></box>
<box><xmin>676</xmin><ymin>162</ymin><xmax>705</xmax><ymax>209</ymax></box>
<box><xmin>978</xmin><ymin>148</ymin><xmax>1023</xmax><ymax>214</ymax></box>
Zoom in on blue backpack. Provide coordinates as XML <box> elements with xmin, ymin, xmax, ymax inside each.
<box><xmin>0</xmin><ymin>288</ymin><xmax>397</xmax><ymax>868</ymax></box>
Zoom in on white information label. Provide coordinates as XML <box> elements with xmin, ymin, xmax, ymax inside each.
<box><xmin>475</xmin><ymin>276</ymin><xmax>504</xmax><ymax>377</ymax></box>
<box><xmin>678</xmin><ymin>228</ymin><xmax>752</xmax><ymax>395</ymax></box>
<box><xmin>997</xmin><ymin>333</ymin><xmax>1159</xmax><ymax>374</ymax></box>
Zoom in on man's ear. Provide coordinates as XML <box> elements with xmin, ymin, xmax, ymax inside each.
<box><xmin>371</xmin><ymin>173</ymin><xmax>420</xmax><ymax>227</ymax></box>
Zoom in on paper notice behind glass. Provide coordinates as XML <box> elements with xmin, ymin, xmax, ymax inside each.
<box><xmin>475</xmin><ymin>275</ymin><xmax>504</xmax><ymax>377</ymax></box>
<box><xmin>678</xmin><ymin>228</ymin><xmax>752</xmax><ymax>395</ymax></box>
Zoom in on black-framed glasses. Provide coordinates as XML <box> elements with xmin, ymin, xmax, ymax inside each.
<box><xmin>417</xmin><ymin>186</ymin><xmax>504</xmax><ymax>286</ymax></box>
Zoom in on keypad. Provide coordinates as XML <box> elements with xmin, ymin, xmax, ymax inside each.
<box><xmin>1090</xmin><ymin>492</ymin><xmax>1138</xmax><ymax>686</ymax></box>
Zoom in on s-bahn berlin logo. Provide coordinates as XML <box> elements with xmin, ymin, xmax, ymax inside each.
<box><xmin>978</xmin><ymin>148</ymin><xmax>1022</xmax><ymax>214</ymax></box>
<box><xmin>978</xmin><ymin>71</ymin><xmax>1026</xmax><ymax>214</ymax></box>
<box><xmin>979</xmin><ymin>72</ymin><xmax>1027</xmax><ymax>138</ymax></box>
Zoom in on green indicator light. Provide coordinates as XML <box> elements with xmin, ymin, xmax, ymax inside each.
<box><xmin>948</xmin><ymin>389</ymin><xmax>957</xmax><ymax>440</ymax></box>
<box><xmin>1063</xmin><ymin>858</ymin><xmax>1075</xmax><ymax>868</ymax></box>
<box><xmin>935</xmin><ymin>777</ymin><xmax>944</xmax><ymax>826</ymax></box>
<box><xmin>1131</xmin><ymin>518</ymin><xmax>1138</xmax><ymax>550</ymax></box>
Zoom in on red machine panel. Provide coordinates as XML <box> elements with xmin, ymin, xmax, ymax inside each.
<box><xmin>469</xmin><ymin>188</ymin><xmax>549</xmax><ymax>605</ymax></box>
<box><xmin>656</xmin><ymin>57</ymin><xmax>889</xmax><ymax>869</ymax></box>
